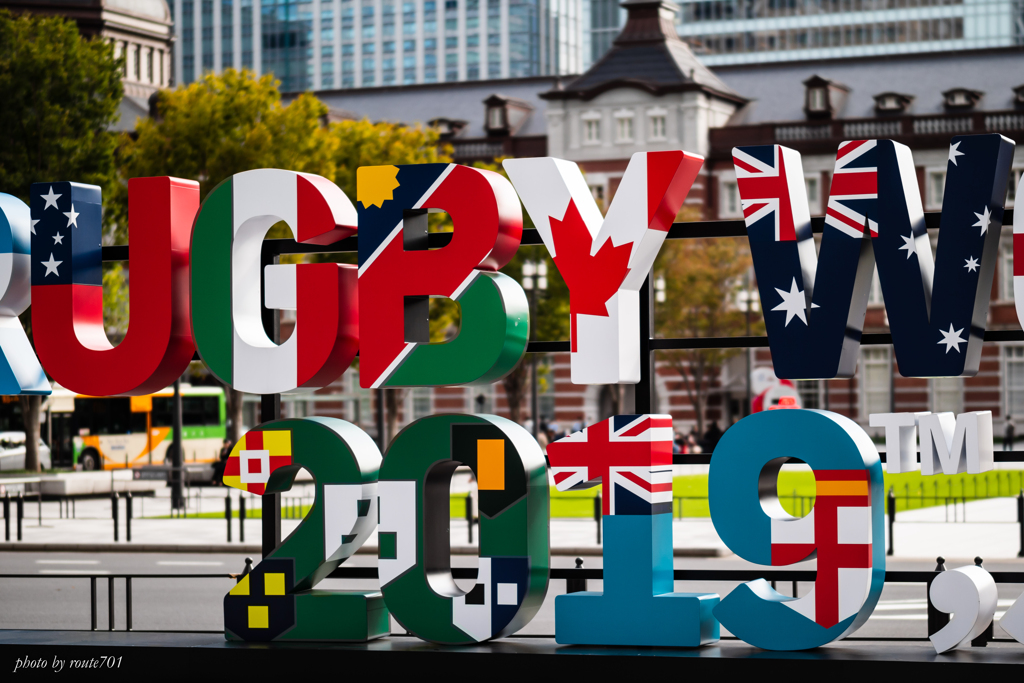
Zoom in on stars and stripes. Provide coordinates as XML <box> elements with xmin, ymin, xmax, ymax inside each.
<box><xmin>30</xmin><ymin>181</ymin><xmax>102</xmax><ymax>288</ymax></box>
<box><xmin>548</xmin><ymin>415</ymin><xmax>674</xmax><ymax>516</ymax></box>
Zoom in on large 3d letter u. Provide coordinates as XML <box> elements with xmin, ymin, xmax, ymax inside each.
<box><xmin>30</xmin><ymin>178</ymin><xmax>198</xmax><ymax>396</ymax></box>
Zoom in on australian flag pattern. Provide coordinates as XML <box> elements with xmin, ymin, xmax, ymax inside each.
<box><xmin>733</xmin><ymin>133</ymin><xmax>1015</xmax><ymax>379</ymax></box>
<box><xmin>548</xmin><ymin>415</ymin><xmax>673</xmax><ymax>516</ymax></box>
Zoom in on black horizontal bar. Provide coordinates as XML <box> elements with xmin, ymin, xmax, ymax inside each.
<box><xmin>321</xmin><ymin>567</ymin><xmax>1024</xmax><ymax>583</ymax></box>
<box><xmin>99</xmin><ymin>209</ymin><xmax>1016</xmax><ymax>263</ymax></box>
<box><xmin>673</xmin><ymin>450</ymin><xmax>1024</xmax><ymax>465</ymax></box>
<box><xmin>0</xmin><ymin>574</ymin><xmax>235</xmax><ymax>579</ymax></box>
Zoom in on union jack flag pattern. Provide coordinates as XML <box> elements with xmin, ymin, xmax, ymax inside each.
<box><xmin>551</xmin><ymin>414</ymin><xmax>721</xmax><ymax>647</ymax></box>
<box><xmin>504</xmin><ymin>152</ymin><xmax>703</xmax><ymax>385</ymax></box>
<box><xmin>733</xmin><ymin>133</ymin><xmax>1015</xmax><ymax>380</ymax></box>
<box><xmin>548</xmin><ymin>415</ymin><xmax>674</xmax><ymax>516</ymax></box>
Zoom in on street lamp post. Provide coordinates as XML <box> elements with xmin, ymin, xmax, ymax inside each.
<box><xmin>523</xmin><ymin>260</ymin><xmax>547</xmax><ymax>438</ymax></box>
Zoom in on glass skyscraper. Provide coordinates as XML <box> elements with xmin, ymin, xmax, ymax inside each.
<box><xmin>171</xmin><ymin>0</ymin><xmax>582</xmax><ymax>91</ymax></box>
<box><xmin>582</xmin><ymin>0</ymin><xmax>1023</xmax><ymax>68</ymax></box>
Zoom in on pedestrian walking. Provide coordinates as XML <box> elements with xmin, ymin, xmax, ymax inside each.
<box><xmin>1006</xmin><ymin>416</ymin><xmax>1016</xmax><ymax>451</ymax></box>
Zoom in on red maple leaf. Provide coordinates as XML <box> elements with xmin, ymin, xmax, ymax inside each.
<box><xmin>550</xmin><ymin>199</ymin><xmax>632</xmax><ymax>350</ymax></box>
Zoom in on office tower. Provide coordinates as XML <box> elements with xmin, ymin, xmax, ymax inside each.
<box><xmin>171</xmin><ymin>0</ymin><xmax>583</xmax><ymax>92</ymax></box>
<box><xmin>583</xmin><ymin>0</ymin><xmax>1024</xmax><ymax>67</ymax></box>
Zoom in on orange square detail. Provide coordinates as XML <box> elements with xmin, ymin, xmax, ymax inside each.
<box><xmin>477</xmin><ymin>439</ymin><xmax>505</xmax><ymax>491</ymax></box>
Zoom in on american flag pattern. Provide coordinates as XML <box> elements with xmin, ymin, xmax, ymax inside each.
<box><xmin>548</xmin><ymin>415</ymin><xmax>673</xmax><ymax>516</ymax></box>
<box><xmin>733</xmin><ymin>134</ymin><xmax>1015</xmax><ymax>380</ymax></box>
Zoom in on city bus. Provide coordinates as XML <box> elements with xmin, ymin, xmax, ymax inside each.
<box><xmin>44</xmin><ymin>385</ymin><xmax>227</xmax><ymax>472</ymax></box>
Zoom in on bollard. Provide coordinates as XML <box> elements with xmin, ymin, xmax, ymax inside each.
<box><xmin>37</xmin><ymin>492</ymin><xmax>41</xmax><ymax>526</ymax></box>
<box><xmin>927</xmin><ymin>556</ymin><xmax>949</xmax><ymax>636</ymax></box>
<box><xmin>566</xmin><ymin>557</ymin><xmax>587</xmax><ymax>594</ymax></box>
<box><xmin>3</xmin><ymin>494</ymin><xmax>9</xmax><ymax>541</ymax></box>
<box><xmin>225</xmin><ymin>495</ymin><xmax>233</xmax><ymax>543</ymax></box>
<box><xmin>125</xmin><ymin>492</ymin><xmax>133</xmax><ymax>543</ymax></box>
<box><xmin>594</xmin><ymin>494</ymin><xmax>602</xmax><ymax>545</ymax></box>
<box><xmin>239</xmin><ymin>495</ymin><xmax>246</xmax><ymax>543</ymax></box>
<box><xmin>108</xmin><ymin>576</ymin><xmax>115</xmax><ymax>631</ymax></box>
<box><xmin>972</xmin><ymin>557</ymin><xmax>994</xmax><ymax>647</ymax></box>
<box><xmin>1018</xmin><ymin>490</ymin><xmax>1024</xmax><ymax>558</ymax></box>
<box><xmin>466</xmin><ymin>494</ymin><xmax>474</xmax><ymax>544</ymax></box>
<box><xmin>16</xmin><ymin>493</ymin><xmax>23</xmax><ymax>541</ymax></box>
<box><xmin>239</xmin><ymin>557</ymin><xmax>253</xmax><ymax>581</ymax></box>
<box><xmin>111</xmin><ymin>492</ymin><xmax>119</xmax><ymax>542</ymax></box>
<box><xmin>90</xmin><ymin>577</ymin><xmax>97</xmax><ymax>631</ymax></box>
<box><xmin>887</xmin><ymin>486</ymin><xmax>895</xmax><ymax>556</ymax></box>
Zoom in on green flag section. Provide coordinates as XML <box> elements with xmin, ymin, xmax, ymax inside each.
<box><xmin>378</xmin><ymin>414</ymin><xmax>549</xmax><ymax>644</ymax></box>
<box><xmin>385</xmin><ymin>271</ymin><xmax>529</xmax><ymax>387</ymax></box>
<box><xmin>190</xmin><ymin>178</ymin><xmax>234</xmax><ymax>384</ymax></box>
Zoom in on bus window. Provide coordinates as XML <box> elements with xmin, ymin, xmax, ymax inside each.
<box><xmin>152</xmin><ymin>395</ymin><xmax>221</xmax><ymax>427</ymax></box>
<box><xmin>183</xmin><ymin>396</ymin><xmax>220</xmax><ymax>426</ymax></box>
<box><xmin>74</xmin><ymin>398</ymin><xmax>146</xmax><ymax>435</ymax></box>
<box><xmin>0</xmin><ymin>396</ymin><xmax>24</xmax><ymax>432</ymax></box>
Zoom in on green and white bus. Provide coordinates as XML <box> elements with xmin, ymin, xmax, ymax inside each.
<box><xmin>45</xmin><ymin>384</ymin><xmax>227</xmax><ymax>472</ymax></box>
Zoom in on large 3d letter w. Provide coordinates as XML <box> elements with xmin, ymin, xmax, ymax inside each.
<box><xmin>733</xmin><ymin>134</ymin><xmax>1015</xmax><ymax>379</ymax></box>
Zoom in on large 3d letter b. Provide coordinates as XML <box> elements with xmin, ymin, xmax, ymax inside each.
<box><xmin>356</xmin><ymin>164</ymin><xmax>527</xmax><ymax>388</ymax></box>
<box><xmin>31</xmin><ymin>179</ymin><xmax>197</xmax><ymax>396</ymax></box>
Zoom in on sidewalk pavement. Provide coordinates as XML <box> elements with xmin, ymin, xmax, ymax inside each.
<box><xmin>2</xmin><ymin>483</ymin><xmax>1023</xmax><ymax>560</ymax></box>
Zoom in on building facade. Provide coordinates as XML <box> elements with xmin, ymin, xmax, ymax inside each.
<box><xmin>169</xmin><ymin>0</ymin><xmax>583</xmax><ymax>92</ymax></box>
<box><xmin>703</xmin><ymin>48</ymin><xmax>1024</xmax><ymax>436</ymax></box>
<box><xmin>585</xmin><ymin>0</ymin><xmax>1024</xmax><ymax>68</ymax></box>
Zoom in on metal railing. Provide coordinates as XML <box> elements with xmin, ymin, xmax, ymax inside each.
<box><xmin>97</xmin><ymin>210</ymin><xmax>1024</xmax><ymax>558</ymax></box>
<box><xmin>2</xmin><ymin>558</ymin><xmax>1021</xmax><ymax>644</ymax></box>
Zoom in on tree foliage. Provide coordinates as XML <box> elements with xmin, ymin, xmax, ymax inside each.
<box><xmin>0</xmin><ymin>10</ymin><xmax>123</xmax><ymax>204</ymax></box>
<box><xmin>655</xmin><ymin>232</ymin><xmax>762</xmax><ymax>433</ymax></box>
<box><xmin>0</xmin><ymin>10</ymin><xmax>123</xmax><ymax>471</ymax></box>
<box><xmin>115</xmin><ymin>69</ymin><xmax>451</xmax><ymax>443</ymax></box>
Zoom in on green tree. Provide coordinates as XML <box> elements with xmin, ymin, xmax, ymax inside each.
<box><xmin>116</xmin><ymin>69</ymin><xmax>339</xmax><ymax>441</ymax></box>
<box><xmin>0</xmin><ymin>10</ymin><xmax>123</xmax><ymax>471</ymax></box>
<box><xmin>117</xmin><ymin>72</ymin><xmax>450</xmax><ymax>445</ymax></box>
<box><xmin>655</xmin><ymin>229</ymin><xmax>761</xmax><ymax>434</ymax></box>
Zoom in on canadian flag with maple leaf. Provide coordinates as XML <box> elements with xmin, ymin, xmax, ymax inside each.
<box><xmin>504</xmin><ymin>151</ymin><xmax>703</xmax><ymax>384</ymax></box>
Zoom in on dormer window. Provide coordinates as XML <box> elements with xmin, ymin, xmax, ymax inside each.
<box><xmin>874</xmin><ymin>92</ymin><xmax>913</xmax><ymax>114</ymax></box>
<box><xmin>486</xmin><ymin>105</ymin><xmax>506</xmax><ymax>130</ymax></box>
<box><xmin>802</xmin><ymin>75</ymin><xmax>849</xmax><ymax>120</ymax></box>
<box><xmin>428</xmin><ymin>117</ymin><xmax>468</xmax><ymax>140</ymax></box>
<box><xmin>943</xmin><ymin>88</ymin><xmax>982</xmax><ymax>110</ymax></box>
<box><xmin>807</xmin><ymin>87</ymin><xmax>828</xmax><ymax>113</ymax></box>
<box><xmin>483</xmin><ymin>94</ymin><xmax>534</xmax><ymax>137</ymax></box>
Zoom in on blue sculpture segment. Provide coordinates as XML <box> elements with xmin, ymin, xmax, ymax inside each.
<box><xmin>709</xmin><ymin>409</ymin><xmax>885</xmax><ymax>651</ymax></box>
<box><xmin>733</xmin><ymin>133</ymin><xmax>1015</xmax><ymax>379</ymax></box>
<box><xmin>548</xmin><ymin>415</ymin><xmax>719</xmax><ymax>646</ymax></box>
